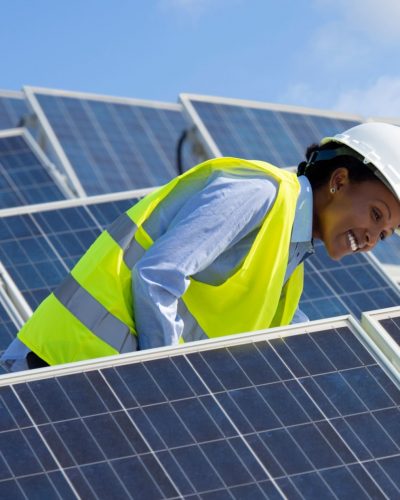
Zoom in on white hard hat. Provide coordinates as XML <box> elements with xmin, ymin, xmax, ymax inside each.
<box><xmin>320</xmin><ymin>122</ymin><xmax>400</xmax><ymax>202</ymax></box>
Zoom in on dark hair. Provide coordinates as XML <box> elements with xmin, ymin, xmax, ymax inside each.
<box><xmin>297</xmin><ymin>142</ymin><xmax>377</xmax><ymax>190</ymax></box>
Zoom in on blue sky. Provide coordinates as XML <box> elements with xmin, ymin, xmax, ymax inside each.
<box><xmin>2</xmin><ymin>0</ymin><xmax>400</xmax><ymax>117</ymax></box>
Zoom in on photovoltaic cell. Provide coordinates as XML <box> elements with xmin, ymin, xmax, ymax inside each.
<box><xmin>0</xmin><ymin>131</ymin><xmax>66</xmax><ymax>209</ymax></box>
<box><xmin>180</xmin><ymin>95</ymin><xmax>361</xmax><ymax>166</ymax></box>
<box><xmin>0</xmin><ymin>320</ymin><xmax>399</xmax><ymax>498</ymax></box>
<box><xmin>0</xmin><ymin>93</ymin><xmax>28</xmax><ymax>130</ymax></box>
<box><xmin>26</xmin><ymin>88</ymin><xmax>197</xmax><ymax>196</ymax></box>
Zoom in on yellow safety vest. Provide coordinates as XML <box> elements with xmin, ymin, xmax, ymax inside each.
<box><xmin>18</xmin><ymin>158</ymin><xmax>304</xmax><ymax>365</ymax></box>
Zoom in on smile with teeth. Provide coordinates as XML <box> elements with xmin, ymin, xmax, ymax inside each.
<box><xmin>347</xmin><ymin>230</ymin><xmax>359</xmax><ymax>252</ymax></box>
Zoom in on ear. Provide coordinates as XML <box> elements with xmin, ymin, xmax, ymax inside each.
<box><xmin>329</xmin><ymin>167</ymin><xmax>349</xmax><ymax>192</ymax></box>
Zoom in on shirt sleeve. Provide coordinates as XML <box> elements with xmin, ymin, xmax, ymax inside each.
<box><xmin>291</xmin><ymin>307</ymin><xmax>309</xmax><ymax>324</ymax></box>
<box><xmin>132</xmin><ymin>173</ymin><xmax>278</xmax><ymax>349</ymax></box>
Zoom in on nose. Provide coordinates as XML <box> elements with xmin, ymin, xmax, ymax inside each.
<box><xmin>364</xmin><ymin>229</ymin><xmax>379</xmax><ymax>249</ymax></box>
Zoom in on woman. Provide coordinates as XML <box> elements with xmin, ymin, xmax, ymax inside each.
<box><xmin>3</xmin><ymin>122</ymin><xmax>400</xmax><ymax>371</ymax></box>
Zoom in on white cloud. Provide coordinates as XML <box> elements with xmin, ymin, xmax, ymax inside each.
<box><xmin>334</xmin><ymin>75</ymin><xmax>400</xmax><ymax>117</ymax></box>
<box><xmin>314</xmin><ymin>0</ymin><xmax>400</xmax><ymax>42</ymax></box>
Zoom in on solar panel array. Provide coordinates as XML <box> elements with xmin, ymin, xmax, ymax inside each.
<box><xmin>0</xmin><ymin>87</ymin><xmax>399</xmax><ymax>498</ymax></box>
<box><xmin>0</xmin><ymin>92</ymin><xmax>28</xmax><ymax>130</ymax></box>
<box><xmin>0</xmin><ymin>319</ymin><xmax>399</xmax><ymax>499</ymax></box>
<box><xmin>0</xmin><ymin>130</ymin><xmax>67</xmax><ymax>209</ymax></box>
<box><xmin>25</xmin><ymin>87</ymin><xmax>197</xmax><ymax>196</ymax></box>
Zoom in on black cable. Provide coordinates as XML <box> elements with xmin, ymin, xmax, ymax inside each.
<box><xmin>176</xmin><ymin>129</ymin><xmax>188</xmax><ymax>175</ymax></box>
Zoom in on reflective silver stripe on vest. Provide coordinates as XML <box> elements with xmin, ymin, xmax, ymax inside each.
<box><xmin>54</xmin><ymin>275</ymin><xmax>137</xmax><ymax>354</ymax></box>
<box><xmin>177</xmin><ymin>299</ymin><xmax>208</xmax><ymax>342</ymax></box>
<box><xmin>107</xmin><ymin>213</ymin><xmax>146</xmax><ymax>269</ymax></box>
<box><xmin>107</xmin><ymin>213</ymin><xmax>138</xmax><ymax>250</ymax></box>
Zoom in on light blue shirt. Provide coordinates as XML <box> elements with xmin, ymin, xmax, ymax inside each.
<box><xmin>2</xmin><ymin>172</ymin><xmax>314</xmax><ymax>370</ymax></box>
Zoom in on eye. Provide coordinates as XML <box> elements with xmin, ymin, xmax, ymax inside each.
<box><xmin>372</xmin><ymin>208</ymin><xmax>382</xmax><ymax>221</ymax></box>
<box><xmin>380</xmin><ymin>232</ymin><xmax>386</xmax><ymax>241</ymax></box>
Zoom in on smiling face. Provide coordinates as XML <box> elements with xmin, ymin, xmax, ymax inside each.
<box><xmin>313</xmin><ymin>168</ymin><xmax>400</xmax><ymax>260</ymax></box>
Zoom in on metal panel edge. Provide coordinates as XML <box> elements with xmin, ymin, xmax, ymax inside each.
<box><xmin>362</xmin><ymin>307</ymin><xmax>400</xmax><ymax>378</ymax></box>
<box><xmin>24</xmin><ymin>85</ymin><xmax>182</xmax><ymax>111</ymax></box>
<box><xmin>23</xmin><ymin>86</ymin><xmax>87</xmax><ymax>198</ymax></box>
<box><xmin>0</xmin><ymin>262</ymin><xmax>32</xmax><ymax>322</ymax></box>
<box><xmin>180</xmin><ymin>93</ymin><xmax>365</xmax><ymax>122</ymax></box>
<box><xmin>0</xmin><ymin>186</ymin><xmax>156</xmax><ymax>218</ymax></box>
<box><xmin>0</xmin><ymin>315</ymin><xmax>356</xmax><ymax>386</ymax></box>
<box><xmin>179</xmin><ymin>93</ymin><xmax>222</xmax><ymax>158</ymax></box>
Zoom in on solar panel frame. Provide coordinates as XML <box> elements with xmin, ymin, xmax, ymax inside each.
<box><xmin>0</xmin><ymin>315</ymin><xmax>399</xmax><ymax>499</ymax></box>
<box><xmin>362</xmin><ymin>306</ymin><xmax>400</xmax><ymax>375</ymax></box>
<box><xmin>179</xmin><ymin>93</ymin><xmax>364</xmax><ymax>161</ymax></box>
<box><xmin>23</xmin><ymin>86</ymin><xmax>193</xmax><ymax>197</ymax></box>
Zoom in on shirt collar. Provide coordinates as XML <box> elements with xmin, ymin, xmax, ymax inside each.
<box><xmin>292</xmin><ymin>175</ymin><xmax>313</xmax><ymax>244</ymax></box>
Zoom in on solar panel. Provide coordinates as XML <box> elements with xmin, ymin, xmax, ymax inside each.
<box><xmin>362</xmin><ymin>306</ymin><xmax>400</xmax><ymax>376</ymax></box>
<box><xmin>0</xmin><ymin>129</ymin><xmax>70</xmax><ymax>209</ymax></box>
<box><xmin>0</xmin><ymin>91</ymin><xmax>28</xmax><ymax>130</ymax></box>
<box><xmin>0</xmin><ymin>191</ymin><xmax>147</xmax><ymax>311</ymax></box>
<box><xmin>24</xmin><ymin>87</ymin><xmax>197</xmax><ymax>197</ymax></box>
<box><xmin>0</xmin><ymin>317</ymin><xmax>399</xmax><ymax>498</ymax></box>
<box><xmin>180</xmin><ymin>94</ymin><xmax>362</xmax><ymax>166</ymax></box>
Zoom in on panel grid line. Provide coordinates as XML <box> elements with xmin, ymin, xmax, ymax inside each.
<box><xmin>258</xmin><ymin>331</ymin><xmax>395</xmax><ymax>498</ymax></box>
<box><xmin>10</xmin><ymin>386</ymin><xmax>80</xmax><ymax>499</ymax></box>
<box><xmin>97</xmin><ymin>368</ymin><xmax>183</xmax><ymax>499</ymax></box>
<box><xmin>183</xmin><ymin>353</ymin><xmax>286</xmax><ymax>499</ymax></box>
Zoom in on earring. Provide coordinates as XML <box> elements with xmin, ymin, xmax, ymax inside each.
<box><xmin>330</xmin><ymin>187</ymin><xmax>336</xmax><ymax>194</ymax></box>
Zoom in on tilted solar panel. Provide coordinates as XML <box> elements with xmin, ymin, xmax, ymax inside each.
<box><xmin>0</xmin><ymin>193</ymin><xmax>145</xmax><ymax>309</ymax></box>
<box><xmin>24</xmin><ymin>87</ymin><xmax>197</xmax><ymax>197</ymax></box>
<box><xmin>0</xmin><ymin>318</ymin><xmax>399</xmax><ymax>498</ymax></box>
<box><xmin>0</xmin><ymin>129</ymin><xmax>69</xmax><ymax>209</ymax></box>
<box><xmin>180</xmin><ymin>94</ymin><xmax>362</xmax><ymax>166</ymax></box>
<box><xmin>0</xmin><ymin>91</ymin><xmax>28</xmax><ymax>130</ymax></box>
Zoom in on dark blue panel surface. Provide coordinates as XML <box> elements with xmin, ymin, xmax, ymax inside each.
<box><xmin>1</xmin><ymin>324</ymin><xmax>399</xmax><ymax>498</ymax></box>
<box><xmin>0</xmin><ymin>95</ymin><xmax>28</xmax><ymax>130</ymax></box>
<box><xmin>188</xmin><ymin>98</ymin><xmax>360</xmax><ymax>167</ymax></box>
<box><xmin>0</xmin><ymin>197</ymin><xmax>140</xmax><ymax>309</ymax></box>
<box><xmin>379</xmin><ymin>314</ymin><xmax>400</xmax><ymax>346</ymax></box>
<box><xmin>0</xmin><ymin>134</ymin><xmax>65</xmax><ymax>208</ymax></box>
<box><xmin>300</xmin><ymin>240</ymin><xmax>400</xmax><ymax>320</ymax></box>
<box><xmin>32</xmin><ymin>91</ymin><xmax>197</xmax><ymax>195</ymax></box>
